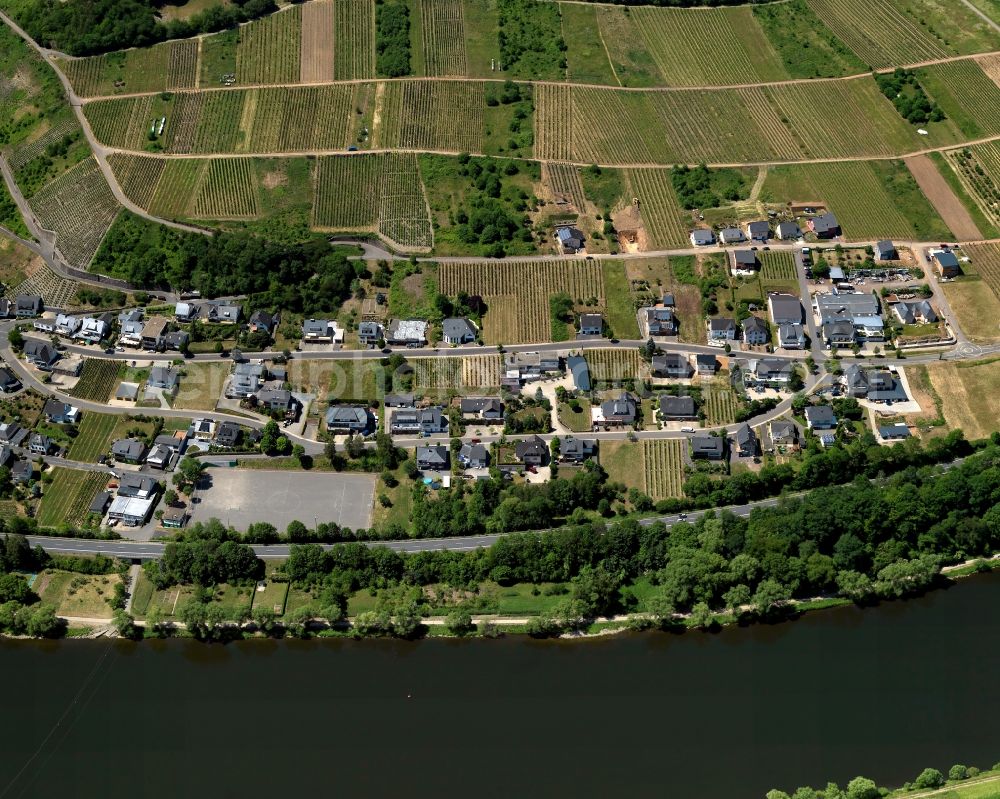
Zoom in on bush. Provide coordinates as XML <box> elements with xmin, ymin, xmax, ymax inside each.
<box><xmin>914</xmin><ymin>768</ymin><xmax>945</xmax><ymax>789</ymax></box>
<box><xmin>948</xmin><ymin>765</ymin><xmax>969</xmax><ymax>781</ymax></box>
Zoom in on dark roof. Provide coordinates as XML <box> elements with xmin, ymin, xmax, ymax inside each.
<box><xmin>459</xmin><ymin>443</ymin><xmax>489</xmax><ymax>464</ymax></box>
<box><xmin>600</xmin><ymin>392</ymin><xmax>636</xmax><ymax>422</ymax></box>
<box><xmin>691</xmin><ymin>436</ymin><xmax>724</xmax><ymax>457</ymax></box>
<box><xmin>747</xmin><ymin>220</ymin><xmax>770</xmax><ymax>237</ymax></box>
<box><xmin>416</xmin><ymin>445</ymin><xmax>449</xmax><ymax>465</ymax></box>
<box><xmin>742</xmin><ymin>316</ymin><xmax>768</xmax><ymax>334</ymax></box>
<box><xmin>805</xmin><ymin>405</ymin><xmax>837</xmax><ymax>424</ymax></box>
<box><xmin>442</xmin><ymin>317</ymin><xmax>476</xmax><ymax>340</ymax></box>
<box><xmin>514</xmin><ymin>435</ymin><xmax>548</xmax><ymax>459</ymax></box>
<box><xmin>733</xmin><ymin>250</ymin><xmax>757</xmax><ymax>267</ymax></box>
<box><xmin>659</xmin><ymin>395</ymin><xmax>696</xmax><ymax>417</ymax></box>
<box><xmin>935</xmin><ymin>251</ymin><xmax>959</xmax><ymax>268</ymax></box>
<box><xmin>561</xmin><ymin>437</ymin><xmax>596</xmax><ymax>459</ymax></box>
<box><xmin>696</xmin><ymin>354</ymin><xmax>717</xmax><ymax>370</ymax></box>
<box><xmin>567</xmin><ymin>354</ymin><xmax>591</xmax><ymax>392</ymax></box>
<box><xmin>812</xmin><ymin>212</ymin><xmax>839</xmax><ymax>234</ymax></box>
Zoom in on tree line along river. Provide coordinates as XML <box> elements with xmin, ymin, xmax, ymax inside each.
<box><xmin>0</xmin><ymin>573</ymin><xmax>997</xmax><ymax>798</ymax></box>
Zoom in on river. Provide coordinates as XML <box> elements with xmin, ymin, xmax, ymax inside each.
<box><xmin>0</xmin><ymin>574</ymin><xmax>997</xmax><ymax>798</ymax></box>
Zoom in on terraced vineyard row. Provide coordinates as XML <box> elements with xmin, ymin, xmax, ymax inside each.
<box><xmin>641</xmin><ymin>439</ymin><xmax>685</xmax><ymax>500</ymax></box>
<box><xmin>626</xmin><ymin>169</ymin><xmax>688</xmax><ymax>249</ymax></box>
<box><xmin>377</xmin><ymin>153</ymin><xmax>433</xmax><ymax>250</ymax></box>
<box><xmin>544</xmin><ymin>163</ymin><xmax>586</xmax><ymax>211</ymax></box>
<box><xmin>148</xmin><ymin>159</ymin><xmax>208</xmax><ymax>217</ymax></box>
<box><xmin>439</xmin><ymin>259</ymin><xmax>603</xmax><ymax>301</ymax></box>
<box><xmin>4</xmin><ymin>261</ymin><xmax>79</xmax><ymax>308</ymax></box>
<box><xmin>236</xmin><ymin>5</ymin><xmax>302</xmax><ymax>85</ymax></box>
<box><xmin>107</xmin><ymin>153</ymin><xmax>166</xmax><ymax>209</ymax></box>
<box><xmin>28</xmin><ymin>158</ymin><xmax>121</xmax><ymax>268</ymax></box>
<box><xmin>37</xmin><ymin>469</ymin><xmax>110</xmax><ymax>528</ymax></box>
<box><xmin>378</xmin><ymin>81</ymin><xmax>485</xmax><ymax>154</ymax></box>
<box><xmin>70</xmin><ymin>359</ymin><xmax>124</xmax><ymax>402</ymax></box>
<box><xmin>533</xmin><ymin>84</ymin><xmax>573</xmax><ymax>163</ymax></box>
<box><xmin>961</xmin><ymin>243</ymin><xmax>1000</xmax><ymax>301</ymax></box>
<box><xmin>7</xmin><ymin>115</ymin><xmax>81</xmax><ymax>172</ymax></box>
<box><xmin>193</xmin><ymin>159</ymin><xmax>261</xmax><ymax>219</ymax></box>
<box><xmin>480</xmin><ymin>294</ymin><xmax>546</xmax><ymax>344</ymax></box>
<box><xmin>584</xmin><ymin>348</ymin><xmax>644</xmax><ymax>383</ymax></box>
<box><xmin>943</xmin><ymin>145</ymin><xmax>1000</xmax><ymax>229</ymax></box>
<box><xmin>334</xmin><ymin>0</ymin><xmax>376</xmax><ymax>79</ymax></box>
<box><xmin>420</xmin><ymin>0</ymin><xmax>467</xmax><ymax>76</ymax></box>
<box><xmin>758</xmin><ymin>251</ymin><xmax>798</xmax><ymax>283</ymax></box>
<box><xmin>411</xmin><ymin>357</ymin><xmax>463</xmax><ymax>389</ymax></box>
<box><xmin>460</xmin><ymin>355</ymin><xmax>501</xmax><ymax>387</ymax></box>
<box><xmin>60</xmin><ymin>39</ymin><xmax>198</xmax><ymax>97</ymax></box>
<box><xmin>313</xmin><ymin>154</ymin><xmax>381</xmax><ymax>228</ymax></box>
<box><xmin>703</xmin><ymin>379</ymin><xmax>740</xmax><ymax>425</ymax></box>
<box><xmin>300</xmin><ymin>0</ymin><xmax>335</xmax><ymax>82</ymax></box>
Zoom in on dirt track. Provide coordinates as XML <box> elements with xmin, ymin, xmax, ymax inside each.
<box><xmin>904</xmin><ymin>154</ymin><xmax>983</xmax><ymax>242</ymax></box>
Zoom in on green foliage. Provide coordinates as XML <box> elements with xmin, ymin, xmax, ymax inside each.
<box><xmin>752</xmin><ymin>0</ymin><xmax>865</xmax><ymax>79</ymax></box>
<box><xmin>580</xmin><ymin>164</ymin><xmax>624</xmax><ymax>216</ymax></box>
<box><xmin>913</xmin><ymin>768</ymin><xmax>945</xmax><ymax>789</ymax></box>
<box><xmin>875</xmin><ymin>69</ymin><xmax>944</xmax><ymax>125</ymax></box>
<box><xmin>497</xmin><ymin>0</ymin><xmax>566</xmax><ymax>80</ymax></box>
<box><xmin>670</xmin><ymin>164</ymin><xmax>750</xmax><ymax>210</ymax></box>
<box><xmin>0</xmin><ymin>179</ymin><xmax>29</xmax><ymax>239</ymax></box>
<box><xmin>375</xmin><ymin>0</ymin><xmax>411</xmax><ymax>77</ymax></box>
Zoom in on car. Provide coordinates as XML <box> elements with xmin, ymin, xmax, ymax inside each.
<box><xmin>104</xmin><ymin>347</ymin><xmax>115</xmax><ymax>354</ymax></box>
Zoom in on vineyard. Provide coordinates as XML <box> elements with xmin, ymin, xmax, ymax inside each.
<box><xmin>3</xmin><ymin>260</ymin><xmax>79</xmax><ymax>308</ymax></box>
<box><xmin>70</xmin><ymin>360</ymin><xmax>124</xmax><ymax>403</ymax></box>
<box><xmin>533</xmin><ymin>84</ymin><xmax>573</xmax><ymax>162</ymax></box>
<box><xmin>943</xmin><ymin>145</ymin><xmax>1000</xmax><ymax>229</ymax></box>
<box><xmin>411</xmin><ymin>357</ymin><xmax>463</xmax><ymax>389</ymax></box>
<box><xmin>702</xmin><ymin>378</ymin><xmax>741</xmax><ymax>425</ymax></box>
<box><xmin>107</xmin><ymin>153</ymin><xmax>166</xmax><ymax>209</ymax></box>
<box><xmin>84</xmin><ymin>95</ymin><xmax>156</xmax><ymax>151</ymax></box>
<box><xmin>236</xmin><ymin>5</ymin><xmax>303</xmax><ymax>85</ymax></box>
<box><xmin>438</xmin><ymin>259</ymin><xmax>604</xmax><ymax>344</ymax></box>
<box><xmin>806</xmin><ymin>0</ymin><xmax>949</xmax><ymax>67</ymax></box>
<box><xmin>917</xmin><ymin>60</ymin><xmax>1000</xmax><ymax>141</ymax></box>
<box><xmin>67</xmin><ymin>412</ymin><xmax>119</xmax><ymax>462</ymax></box>
<box><xmin>334</xmin><ymin>0</ymin><xmax>376</xmax><ymax>79</ymax></box>
<box><xmin>961</xmin><ymin>243</ymin><xmax>1000</xmax><ymax>302</ymax></box>
<box><xmin>148</xmin><ymin>159</ymin><xmax>206</xmax><ymax>218</ymax></box>
<box><xmin>60</xmin><ymin>39</ymin><xmax>199</xmax><ymax>97</ymax></box>
<box><xmin>37</xmin><ymin>469</ymin><xmax>109</xmax><ymax>528</ymax></box>
<box><xmin>300</xmin><ymin>0</ymin><xmax>335</xmax><ymax>82</ymax></box>
<box><xmin>28</xmin><ymin>158</ymin><xmax>121</xmax><ymax>268</ymax></box>
<box><xmin>377</xmin><ymin>153</ymin><xmax>433</xmax><ymax>250</ymax></box>
<box><xmin>461</xmin><ymin>355</ymin><xmax>502</xmax><ymax>387</ymax></box>
<box><xmin>313</xmin><ymin>154</ymin><xmax>381</xmax><ymax>228</ymax></box>
<box><xmin>7</xmin><ymin>115</ymin><xmax>81</xmax><ymax>172</ymax></box>
<box><xmin>583</xmin><ymin>348</ymin><xmax>644</xmax><ymax>383</ymax></box>
<box><xmin>193</xmin><ymin>159</ymin><xmax>261</xmax><ymax>219</ymax></box>
<box><xmin>626</xmin><ymin>169</ymin><xmax>688</xmax><ymax>249</ymax></box>
<box><xmin>544</xmin><ymin>163</ymin><xmax>586</xmax><ymax>212</ymax></box>
<box><xmin>379</xmin><ymin>81</ymin><xmax>485</xmax><ymax>154</ymax></box>
<box><xmin>420</xmin><ymin>0</ymin><xmax>468</xmax><ymax>76</ymax></box>
<box><xmin>758</xmin><ymin>250</ymin><xmax>798</xmax><ymax>290</ymax></box>
<box><xmin>641</xmin><ymin>439</ymin><xmax>685</xmax><ymax>500</ymax></box>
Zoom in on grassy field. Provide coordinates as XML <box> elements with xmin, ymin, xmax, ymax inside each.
<box><xmin>174</xmin><ymin>362</ymin><xmax>230</xmax><ymax>410</ymax></box>
<box><xmin>752</xmin><ymin>0</ymin><xmax>864</xmax><ymax>79</ymax></box>
<box><xmin>927</xmin><ymin>358</ymin><xmax>1000</xmax><ymax>439</ymax></box>
<box><xmin>67</xmin><ymin>413</ymin><xmax>118</xmax><ymax>461</ymax></box>
<box><xmin>601</xmin><ymin>261</ymin><xmax>640</xmax><ymax>339</ymax></box>
<box><xmin>371</xmin><ymin>465</ymin><xmax>415</xmax><ymax>530</ymax></box>
<box><xmin>289</xmin><ymin>359</ymin><xmax>386</xmax><ymax>400</ymax></box>
<box><xmin>37</xmin><ymin>571</ymin><xmax>121</xmax><ymax>618</ymax></box>
<box><xmin>250</xmin><ymin>581</ymin><xmax>289</xmax><ymax>615</ymax></box>
<box><xmin>598</xmin><ymin>439</ymin><xmax>644</xmax><ymax>491</ymax></box>
<box><xmin>917</xmin><ymin>60</ymin><xmax>1000</xmax><ymax>141</ymax></box>
<box><xmin>36</xmin><ymin>468</ymin><xmax>109</xmax><ymax>528</ymax></box>
<box><xmin>940</xmin><ymin>276</ymin><xmax>1000</xmax><ymax>344</ymax></box>
<box><xmin>557</xmin><ymin>400</ymin><xmax>591</xmax><ymax>432</ymax></box>
<box><xmin>69</xmin><ymin>360</ymin><xmax>123</xmax><ymax>402</ymax></box>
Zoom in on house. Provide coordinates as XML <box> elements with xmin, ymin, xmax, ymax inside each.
<box><xmin>390</xmin><ymin>406</ymin><xmax>446</xmax><ymax>434</ymax></box>
<box><xmin>750</xmin><ymin>358</ymin><xmax>791</xmax><ymax>385</ymax></box>
<box><xmin>733</xmin><ymin>423</ymin><xmax>756</xmax><ymax>458</ymax></box>
<box><xmin>708</xmin><ymin>318</ymin><xmax>738</xmax><ymax>343</ymax></box>
<box><xmin>0</xmin><ymin>299</ymin><xmax>11</xmax><ymax>318</ymax></box>
<box><xmin>696</xmin><ymin>354</ymin><xmax>717</xmax><ymax>375</ymax></box>
<box><xmin>661</xmin><ymin>293</ymin><xmax>675</xmax><ymax>308</ymax></box>
<box><xmin>822</xmin><ymin>319</ymin><xmax>856</xmax><ymax>348</ymax></box>
<box><xmin>0</xmin><ymin>367</ymin><xmax>21</xmax><ymax>393</ymax></box>
<box><xmin>719</xmin><ymin>227</ymin><xmax>746</xmax><ymax>245</ymax></box>
<box><xmin>731</xmin><ymin>250</ymin><xmax>758</xmax><ymax>275</ymax></box>
<box><xmin>229</xmin><ymin>361</ymin><xmax>266</xmax><ymax>397</ymax></box>
<box><xmin>75</xmin><ymin>317</ymin><xmax>109</xmax><ymax>343</ymax></box>
<box><xmin>115</xmin><ymin>383</ymin><xmax>139</xmax><ymax>402</ymax></box>
<box><xmin>32</xmin><ymin>316</ymin><xmax>55</xmax><ymax>334</ymax></box>
<box><xmin>0</xmin><ymin>444</ymin><xmax>11</xmax><ymax>468</ymax></box>
<box><xmin>567</xmin><ymin>354</ymin><xmax>591</xmax><ymax>392</ymax></box>
<box><xmin>15</xmin><ymin>295</ymin><xmax>42</xmax><ymax>317</ymax></box>
<box><xmin>0</xmin><ymin>421</ymin><xmax>27</xmax><ymax>448</ymax></box>
<box><xmin>384</xmin><ymin>393</ymin><xmax>414</xmax><ymax>408</ymax></box>
<box><xmin>119</xmin><ymin>319</ymin><xmax>144</xmax><ymax>347</ymax></box>
<box><xmin>117</xmin><ymin>473</ymin><xmax>158</xmax><ymax>499</ymax></box>
<box><xmin>659</xmin><ymin>395</ymin><xmax>697</xmax><ymax>420</ymax></box>
<box><xmin>325</xmin><ymin>405</ymin><xmax>372</xmax><ymax>433</ymax></box>
<box><xmin>214</xmin><ymin>421</ymin><xmax>242</xmax><ymax>448</ymax></box>
<box><xmin>504</xmin><ymin>352</ymin><xmax>561</xmax><ymax>382</ymax></box>
<box><xmin>843</xmin><ymin>365</ymin><xmax>907</xmax><ymax>403</ymax></box>
<box><xmin>746</xmin><ymin>221</ymin><xmax>770</xmax><ymax>242</ymax></box>
<box><xmin>442</xmin><ymin>317</ymin><xmax>477</xmax><ymax>345</ymax></box>
<box><xmin>775</xmin><ymin>221</ymin><xmax>801</xmax><ymax>240</ymax></box>
<box><xmin>145</xmin><ymin>444</ymin><xmax>173</xmax><ymax>470</ymax></box>
<box><xmin>140</xmin><ymin>317</ymin><xmax>168</xmax><ymax>350</ymax></box>
<box><xmin>880</xmin><ymin>423</ymin><xmax>911</xmax><ymax>441</ymax></box>
<box><xmin>768</xmin><ymin>293</ymin><xmax>802</xmax><ymax>326</ymax></box>
<box><xmin>386</xmin><ymin>319</ymin><xmax>428</xmax><ymax>346</ymax></box>
<box><xmin>190</xmin><ymin>418</ymin><xmax>216</xmax><ymax>442</ymax></box>
<box><xmin>828</xmin><ymin>266</ymin><xmax>845</xmax><ymax>282</ymax></box>
<box><xmin>514</xmin><ymin>435</ymin><xmax>548</xmax><ymax>466</ymax></box>
<box><xmin>874</xmin><ymin>240</ymin><xmax>897</xmax><ymax>261</ymax></box>
<box><xmin>769</xmin><ymin>420</ymin><xmax>798</xmax><ymax>448</ymax></box>
<box><xmin>892</xmin><ymin>300</ymin><xmax>937</xmax><ymax>325</ymax></box>
<box><xmin>560</xmin><ymin>437</ymin><xmax>596</xmax><ymax>463</ymax></box>
<box><xmin>934</xmin><ymin>251</ymin><xmax>960</xmax><ymax>279</ymax></box>
<box><xmin>458</xmin><ymin>443</ymin><xmax>489</xmax><ymax>468</ymax></box>
<box><xmin>690</xmin><ymin>435</ymin><xmax>725</xmax><ymax>460</ymax></box>
<box><xmin>556</xmin><ymin>226</ymin><xmax>585</xmax><ymax>253</ymax></box>
<box><xmin>814</xmin><ymin>292</ymin><xmax>882</xmax><ymax>341</ymax></box>
<box><xmin>248</xmin><ymin>310</ymin><xmax>276</xmax><ymax>335</ymax></box>
<box><xmin>111</xmin><ymin>438</ymin><xmax>147</xmax><ymax>464</ymax></box>
<box><xmin>28</xmin><ymin>434</ymin><xmax>54</xmax><ymax>455</ymax></box>
<box><xmin>256</xmin><ymin>384</ymin><xmax>293</xmax><ymax>413</ymax></box>
<box><xmin>646</xmin><ymin>307</ymin><xmax>678</xmax><ymax>336</ymax></box>
<box><xmin>23</xmin><ymin>340</ymin><xmax>59</xmax><ymax>370</ymax></box>
<box><xmin>161</xmin><ymin>508</ymin><xmax>188</xmax><ymax>529</ymax></box>
<box><xmin>809</xmin><ymin>212</ymin><xmax>840</xmax><ymax>238</ymax></box>
<box><xmin>416</xmin><ymin>445</ymin><xmax>449</xmax><ymax>471</ymax></box>
<box><xmin>596</xmin><ymin>392</ymin><xmax>636</xmax><ymax>428</ymax></box>
<box><xmin>164</xmin><ymin>330</ymin><xmax>190</xmax><ymax>351</ymax></box>
<box><xmin>54</xmin><ymin>314</ymin><xmax>81</xmax><ymax>337</ymax></box>
<box><xmin>778</xmin><ymin>323</ymin><xmax>807</xmax><ymax>349</ymax></box>
<box><xmin>302</xmin><ymin>319</ymin><xmax>334</xmax><ymax>343</ymax></box>
<box><xmin>651</xmin><ymin>353</ymin><xmax>691</xmax><ymax>379</ymax></box>
<box><xmin>175</xmin><ymin>302</ymin><xmax>196</xmax><ymax>322</ymax></box>
<box><xmin>742</xmin><ymin>316</ymin><xmax>769</xmax><ymax>346</ymax></box>
<box><xmin>88</xmin><ymin>491</ymin><xmax>111</xmax><ymax>517</ymax></box>
<box><xmin>578</xmin><ymin>313</ymin><xmax>603</xmax><ymax>337</ymax></box>
<box><xmin>43</xmin><ymin>399</ymin><xmax>80</xmax><ymax>425</ymax></box>
<box><xmin>107</xmin><ymin>496</ymin><xmax>155</xmax><ymax>527</ymax></box>
<box><xmin>460</xmin><ymin>397</ymin><xmax>504</xmax><ymax>421</ymax></box>
<box><xmin>358</xmin><ymin>321</ymin><xmax>383</xmax><ymax>346</ymax></box>
<box><xmin>690</xmin><ymin>229</ymin><xmax>715</xmax><ymax>247</ymax></box>
<box><xmin>154</xmin><ymin>433</ymin><xmax>187</xmax><ymax>456</ymax></box>
<box><xmin>148</xmin><ymin>366</ymin><xmax>180</xmax><ymax>391</ymax></box>
<box><xmin>804</xmin><ymin>405</ymin><xmax>837</xmax><ymax>430</ymax></box>
<box><xmin>10</xmin><ymin>459</ymin><xmax>33</xmax><ymax>484</ymax></box>
<box><xmin>204</xmin><ymin>301</ymin><xmax>241</xmax><ymax>324</ymax></box>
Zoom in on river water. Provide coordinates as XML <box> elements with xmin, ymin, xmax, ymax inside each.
<box><xmin>0</xmin><ymin>574</ymin><xmax>997</xmax><ymax>798</ymax></box>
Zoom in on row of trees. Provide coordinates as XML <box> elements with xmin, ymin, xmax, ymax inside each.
<box><xmin>768</xmin><ymin>762</ymin><xmax>999</xmax><ymax>799</ymax></box>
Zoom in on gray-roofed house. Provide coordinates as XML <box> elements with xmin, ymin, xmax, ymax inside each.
<box><xmin>768</xmin><ymin>293</ymin><xmax>802</xmax><ymax>325</ymax></box>
<box><xmin>358</xmin><ymin>321</ymin><xmax>383</xmax><ymax>346</ymax></box>
<box><xmin>458</xmin><ymin>442</ymin><xmax>490</xmax><ymax>468</ymax></box>
<box><xmin>442</xmin><ymin>317</ymin><xmax>477</xmax><ymax>344</ymax></box>
<box><xmin>746</xmin><ymin>220</ymin><xmax>770</xmax><ymax>242</ymax></box>
<box><xmin>117</xmin><ymin>473</ymin><xmax>158</xmax><ymax>499</ymax></box>
<box><xmin>29</xmin><ymin>433</ymin><xmax>54</xmax><ymax>455</ymax></box>
<box><xmin>256</xmin><ymin>384</ymin><xmax>293</xmax><ymax>413</ymax></box>
<box><xmin>880</xmin><ymin>423</ymin><xmax>911</xmax><ymax>441</ymax></box>
<box><xmin>390</xmin><ymin>406</ymin><xmax>446</xmax><ymax>434</ymax></box>
<box><xmin>0</xmin><ymin>367</ymin><xmax>21</xmax><ymax>394</ymax></box>
<box><xmin>89</xmin><ymin>491</ymin><xmax>112</xmax><ymax>516</ymax></box>
<box><xmin>892</xmin><ymin>300</ymin><xmax>937</xmax><ymax>325</ymax></box>
<box><xmin>769</xmin><ymin>420</ymin><xmax>798</xmax><ymax>448</ymax></box>
<box><xmin>248</xmin><ymin>310</ymin><xmax>276</xmax><ymax>335</ymax></box>
<box><xmin>742</xmin><ymin>316</ymin><xmax>769</xmax><ymax>345</ymax></box>
<box><xmin>690</xmin><ymin>229</ymin><xmax>715</xmax><ymax>247</ymax></box>
<box><xmin>646</xmin><ymin>307</ymin><xmax>678</xmax><ymax>336</ymax></box>
<box><xmin>661</xmin><ymin>293</ymin><xmax>675</xmax><ymax>308</ymax></box>
<box><xmin>325</xmin><ymin>405</ymin><xmax>372</xmax><ymax>433</ymax></box>
<box><xmin>15</xmin><ymin>295</ymin><xmax>43</xmax><ymax>317</ymax></box>
<box><xmin>934</xmin><ymin>251</ymin><xmax>960</xmax><ymax>278</ymax></box>
<box><xmin>560</xmin><ymin>437</ymin><xmax>597</xmax><ymax>463</ymax></box>
<box><xmin>416</xmin><ymin>445</ymin><xmax>449</xmax><ymax>471</ymax></box>
<box><xmin>696</xmin><ymin>354</ymin><xmax>717</xmax><ymax>375</ymax></box>
<box><xmin>504</xmin><ymin>352</ymin><xmax>562</xmax><ymax>381</ymax></box>
<box><xmin>175</xmin><ymin>302</ymin><xmax>196</xmax><ymax>322</ymax></box>
<box><xmin>204</xmin><ymin>301</ymin><xmax>242</xmax><ymax>324</ymax></box>
<box><xmin>302</xmin><ymin>319</ymin><xmax>333</xmax><ymax>342</ymax></box>
<box><xmin>733</xmin><ymin>423</ymin><xmax>756</xmax><ymax>458</ymax></box>
<box><xmin>556</xmin><ymin>226</ymin><xmax>585</xmax><ymax>253</ymax></box>
<box><xmin>11</xmin><ymin>459</ymin><xmax>33</xmax><ymax>484</ymax></box>
<box><xmin>578</xmin><ymin>313</ymin><xmax>603</xmax><ymax>337</ymax></box>
<box><xmin>23</xmin><ymin>340</ymin><xmax>59</xmax><ymax>370</ymax></box>
<box><xmin>145</xmin><ymin>444</ymin><xmax>173</xmax><ymax>470</ymax></box>
<box><xmin>809</xmin><ymin>212</ymin><xmax>840</xmax><ymax>238</ymax></box>
<box><xmin>778</xmin><ymin>323</ymin><xmax>806</xmax><ymax>349</ymax></box>
<box><xmin>822</xmin><ymin>319</ymin><xmax>856</xmax><ymax>348</ymax></box>
<box><xmin>0</xmin><ymin>422</ymin><xmax>27</xmax><ymax>448</ymax></box>
<box><xmin>690</xmin><ymin>435</ymin><xmax>725</xmax><ymax>460</ymax></box>
<box><xmin>804</xmin><ymin>405</ymin><xmax>837</xmax><ymax>430</ymax></box>
<box><xmin>112</xmin><ymin>438</ymin><xmax>147</xmax><ymax>464</ymax></box>
<box><xmin>43</xmin><ymin>399</ymin><xmax>80</xmax><ymax>425</ymax></box>
<box><xmin>164</xmin><ymin>330</ymin><xmax>190</xmax><ymax>351</ymax></box>
<box><xmin>775</xmin><ymin>221</ymin><xmax>801</xmax><ymax>240</ymax></box>
<box><xmin>708</xmin><ymin>317</ymin><xmax>738</xmax><ymax>343</ymax></box>
<box><xmin>229</xmin><ymin>361</ymin><xmax>266</xmax><ymax>397</ymax></box>
<box><xmin>597</xmin><ymin>392</ymin><xmax>637</xmax><ymax>428</ymax></box>
<box><xmin>214</xmin><ymin>421</ymin><xmax>242</xmax><ymax>448</ymax></box>
<box><xmin>384</xmin><ymin>393</ymin><xmax>414</xmax><ymax>408</ymax></box>
<box><xmin>514</xmin><ymin>435</ymin><xmax>548</xmax><ymax>466</ymax></box>
<box><xmin>115</xmin><ymin>383</ymin><xmax>139</xmax><ymax>402</ymax></box>
<box><xmin>874</xmin><ymin>240</ymin><xmax>897</xmax><ymax>261</ymax></box>
<box><xmin>719</xmin><ymin>227</ymin><xmax>746</xmax><ymax>245</ymax></box>
<box><xmin>731</xmin><ymin>249</ymin><xmax>758</xmax><ymax>274</ymax></box>
<box><xmin>567</xmin><ymin>354</ymin><xmax>591</xmax><ymax>392</ymax></box>
<box><xmin>754</xmin><ymin>358</ymin><xmax>793</xmax><ymax>385</ymax></box>
<box><xmin>460</xmin><ymin>397</ymin><xmax>504</xmax><ymax>420</ymax></box>
<box><xmin>386</xmin><ymin>319</ymin><xmax>428</xmax><ymax>346</ymax></box>
<box><xmin>651</xmin><ymin>353</ymin><xmax>691</xmax><ymax>379</ymax></box>
<box><xmin>0</xmin><ymin>298</ymin><xmax>11</xmax><ymax>319</ymax></box>
<box><xmin>148</xmin><ymin>366</ymin><xmax>180</xmax><ymax>391</ymax></box>
<box><xmin>659</xmin><ymin>395</ymin><xmax>697</xmax><ymax>420</ymax></box>
<box><xmin>140</xmin><ymin>317</ymin><xmax>168</xmax><ymax>350</ymax></box>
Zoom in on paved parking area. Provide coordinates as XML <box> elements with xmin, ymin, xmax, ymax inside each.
<box><xmin>189</xmin><ymin>469</ymin><xmax>376</xmax><ymax>532</ymax></box>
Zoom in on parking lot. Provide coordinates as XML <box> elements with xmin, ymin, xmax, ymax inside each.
<box><xmin>189</xmin><ymin>469</ymin><xmax>376</xmax><ymax>532</ymax></box>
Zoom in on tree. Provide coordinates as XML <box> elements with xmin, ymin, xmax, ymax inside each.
<box><xmin>948</xmin><ymin>765</ymin><xmax>969</xmax><ymax>782</ymax></box>
<box><xmin>260</xmin><ymin>420</ymin><xmax>280</xmax><ymax>454</ymax></box>
<box><xmin>723</xmin><ymin>584</ymin><xmax>751</xmax><ymax>618</ymax></box>
<box><xmin>345</xmin><ymin>434</ymin><xmax>365</xmax><ymax>459</ymax></box>
<box><xmin>163</xmin><ymin>489</ymin><xmax>178</xmax><ymax>506</ymax></box>
<box><xmin>275</xmin><ymin>435</ymin><xmax>291</xmax><ymax>456</ymax></box>
<box><xmin>445</xmin><ymin>609</ymin><xmax>473</xmax><ymax>636</ymax></box>
<box><xmin>24</xmin><ymin>605</ymin><xmax>62</xmax><ymax>637</ymax></box>
<box><xmin>752</xmin><ymin>579</ymin><xmax>791</xmax><ymax>617</ymax></box>
<box><xmin>252</xmin><ymin>607</ymin><xmax>277</xmax><ymax>634</ymax></box>
<box><xmin>112</xmin><ymin>610</ymin><xmax>138</xmax><ymax>639</ymax></box>
<box><xmin>845</xmin><ymin>776</ymin><xmax>878</xmax><ymax>799</ymax></box>
<box><xmin>914</xmin><ymin>769</ymin><xmax>944</xmax><ymax>789</ymax></box>
<box><xmin>689</xmin><ymin>601</ymin><xmax>713</xmax><ymax>628</ymax></box>
<box><xmin>7</xmin><ymin>328</ymin><xmax>23</xmax><ymax>351</ymax></box>
<box><xmin>292</xmin><ymin>444</ymin><xmax>306</xmax><ymax>466</ymax></box>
